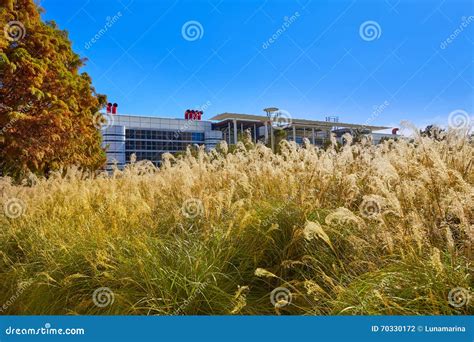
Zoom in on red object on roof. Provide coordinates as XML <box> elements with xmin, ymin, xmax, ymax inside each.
<box><xmin>185</xmin><ymin>109</ymin><xmax>203</xmax><ymax>120</ymax></box>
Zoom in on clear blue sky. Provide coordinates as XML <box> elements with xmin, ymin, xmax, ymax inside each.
<box><xmin>40</xmin><ymin>0</ymin><xmax>473</xmax><ymax>129</ymax></box>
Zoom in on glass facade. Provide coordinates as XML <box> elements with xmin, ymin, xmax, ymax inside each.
<box><xmin>124</xmin><ymin>129</ymin><xmax>205</xmax><ymax>165</ymax></box>
<box><xmin>125</xmin><ymin>129</ymin><xmax>204</xmax><ymax>141</ymax></box>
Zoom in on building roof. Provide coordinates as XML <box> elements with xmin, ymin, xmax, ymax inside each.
<box><xmin>210</xmin><ymin>113</ymin><xmax>390</xmax><ymax>131</ymax></box>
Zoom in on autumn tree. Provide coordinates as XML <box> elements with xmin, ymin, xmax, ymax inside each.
<box><xmin>0</xmin><ymin>0</ymin><xmax>106</xmax><ymax>177</ymax></box>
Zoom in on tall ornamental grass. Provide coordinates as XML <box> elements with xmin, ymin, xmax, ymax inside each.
<box><xmin>0</xmin><ymin>131</ymin><xmax>472</xmax><ymax>315</ymax></box>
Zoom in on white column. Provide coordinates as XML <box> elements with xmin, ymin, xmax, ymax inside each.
<box><xmin>293</xmin><ymin>125</ymin><xmax>296</xmax><ymax>142</ymax></box>
<box><xmin>312</xmin><ymin>128</ymin><xmax>315</xmax><ymax>145</ymax></box>
<box><xmin>264</xmin><ymin>121</ymin><xmax>268</xmax><ymax>143</ymax></box>
<box><xmin>253</xmin><ymin>124</ymin><xmax>257</xmax><ymax>142</ymax></box>
<box><xmin>227</xmin><ymin>121</ymin><xmax>231</xmax><ymax>144</ymax></box>
<box><xmin>270</xmin><ymin>125</ymin><xmax>274</xmax><ymax>152</ymax></box>
<box><xmin>233</xmin><ymin>119</ymin><xmax>238</xmax><ymax>144</ymax></box>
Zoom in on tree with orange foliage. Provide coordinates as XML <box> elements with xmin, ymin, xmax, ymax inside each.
<box><xmin>0</xmin><ymin>0</ymin><xmax>106</xmax><ymax>177</ymax></box>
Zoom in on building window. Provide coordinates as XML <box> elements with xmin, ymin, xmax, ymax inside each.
<box><xmin>123</xmin><ymin>129</ymin><xmax>205</xmax><ymax>164</ymax></box>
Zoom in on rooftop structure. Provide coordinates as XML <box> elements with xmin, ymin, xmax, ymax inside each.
<box><xmin>100</xmin><ymin>109</ymin><xmax>396</xmax><ymax>169</ymax></box>
<box><xmin>211</xmin><ymin>112</ymin><xmax>389</xmax><ymax>131</ymax></box>
<box><xmin>210</xmin><ymin>112</ymin><xmax>392</xmax><ymax>150</ymax></box>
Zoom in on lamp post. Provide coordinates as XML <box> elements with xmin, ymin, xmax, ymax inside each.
<box><xmin>263</xmin><ymin>107</ymin><xmax>278</xmax><ymax>152</ymax></box>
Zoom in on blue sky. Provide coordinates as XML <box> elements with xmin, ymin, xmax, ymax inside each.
<box><xmin>40</xmin><ymin>0</ymin><xmax>473</xmax><ymax>129</ymax></box>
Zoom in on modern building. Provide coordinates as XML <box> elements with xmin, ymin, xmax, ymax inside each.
<box><xmin>210</xmin><ymin>112</ymin><xmax>394</xmax><ymax>148</ymax></box>
<box><xmin>101</xmin><ymin>110</ymin><xmax>396</xmax><ymax>169</ymax></box>
<box><xmin>100</xmin><ymin>114</ymin><xmax>222</xmax><ymax>169</ymax></box>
